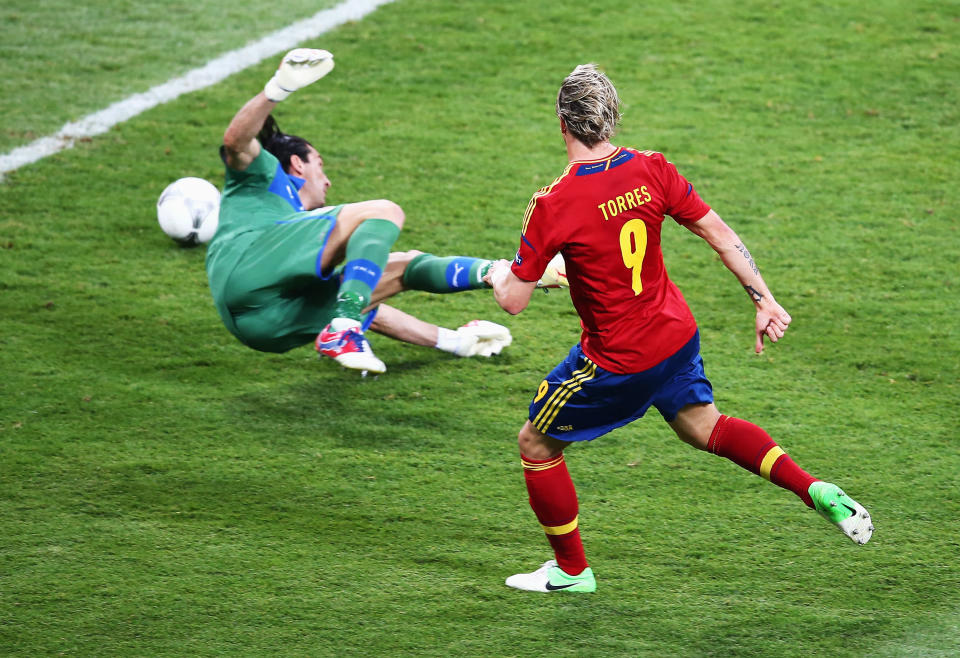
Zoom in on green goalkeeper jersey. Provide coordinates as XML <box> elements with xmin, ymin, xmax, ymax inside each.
<box><xmin>205</xmin><ymin>148</ymin><xmax>312</xmax><ymax>336</ymax></box>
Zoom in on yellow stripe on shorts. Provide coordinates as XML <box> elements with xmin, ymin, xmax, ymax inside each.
<box><xmin>535</xmin><ymin>360</ymin><xmax>597</xmax><ymax>431</ymax></box>
<box><xmin>759</xmin><ymin>446</ymin><xmax>785</xmax><ymax>481</ymax></box>
<box><xmin>532</xmin><ymin>359</ymin><xmax>598</xmax><ymax>433</ymax></box>
<box><xmin>542</xmin><ymin>515</ymin><xmax>579</xmax><ymax>536</ymax></box>
<box><xmin>532</xmin><ymin>360</ymin><xmax>593</xmax><ymax>431</ymax></box>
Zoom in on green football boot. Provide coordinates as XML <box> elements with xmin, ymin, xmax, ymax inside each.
<box><xmin>505</xmin><ymin>560</ymin><xmax>596</xmax><ymax>593</ymax></box>
<box><xmin>809</xmin><ymin>481</ymin><xmax>874</xmax><ymax>545</ymax></box>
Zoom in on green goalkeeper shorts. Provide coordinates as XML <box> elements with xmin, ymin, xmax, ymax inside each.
<box><xmin>213</xmin><ymin>206</ymin><xmax>348</xmax><ymax>353</ymax></box>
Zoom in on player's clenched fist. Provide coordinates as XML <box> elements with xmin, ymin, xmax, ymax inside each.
<box><xmin>483</xmin><ymin>259</ymin><xmax>513</xmax><ymax>289</ymax></box>
<box><xmin>264</xmin><ymin>48</ymin><xmax>334</xmax><ymax>102</ymax></box>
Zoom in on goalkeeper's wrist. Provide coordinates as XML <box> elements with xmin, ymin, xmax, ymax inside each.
<box><xmin>264</xmin><ymin>76</ymin><xmax>292</xmax><ymax>102</ymax></box>
<box><xmin>435</xmin><ymin>327</ymin><xmax>461</xmax><ymax>354</ymax></box>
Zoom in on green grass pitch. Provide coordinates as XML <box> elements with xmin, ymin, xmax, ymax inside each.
<box><xmin>1</xmin><ymin>0</ymin><xmax>958</xmax><ymax>655</ymax></box>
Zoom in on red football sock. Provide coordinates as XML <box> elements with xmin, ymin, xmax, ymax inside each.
<box><xmin>707</xmin><ymin>415</ymin><xmax>818</xmax><ymax>508</ymax></box>
<box><xmin>521</xmin><ymin>453</ymin><xmax>589</xmax><ymax>575</ymax></box>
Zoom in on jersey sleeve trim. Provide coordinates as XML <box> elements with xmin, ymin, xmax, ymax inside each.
<box><xmin>679</xmin><ymin>208</ymin><xmax>712</xmax><ymax>224</ymax></box>
<box><xmin>521</xmin><ymin>163</ymin><xmax>574</xmax><ymax>234</ymax></box>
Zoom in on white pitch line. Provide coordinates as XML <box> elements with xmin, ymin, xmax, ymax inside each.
<box><xmin>0</xmin><ymin>0</ymin><xmax>396</xmax><ymax>178</ymax></box>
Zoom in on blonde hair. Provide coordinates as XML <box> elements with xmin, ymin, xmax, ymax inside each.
<box><xmin>555</xmin><ymin>64</ymin><xmax>621</xmax><ymax>147</ymax></box>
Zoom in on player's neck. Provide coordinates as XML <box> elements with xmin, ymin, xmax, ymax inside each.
<box><xmin>565</xmin><ymin>136</ymin><xmax>617</xmax><ymax>163</ymax></box>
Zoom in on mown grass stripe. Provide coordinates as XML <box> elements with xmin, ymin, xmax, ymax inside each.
<box><xmin>0</xmin><ymin>0</ymin><xmax>396</xmax><ymax>178</ymax></box>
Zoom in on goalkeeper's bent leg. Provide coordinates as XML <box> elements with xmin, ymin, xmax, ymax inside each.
<box><xmin>402</xmin><ymin>254</ymin><xmax>492</xmax><ymax>293</ymax></box>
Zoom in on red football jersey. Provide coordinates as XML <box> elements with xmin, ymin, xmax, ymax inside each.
<box><xmin>512</xmin><ymin>147</ymin><xmax>711</xmax><ymax>373</ymax></box>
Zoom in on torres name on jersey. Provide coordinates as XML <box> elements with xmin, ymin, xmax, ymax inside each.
<box><xmin>512</xmin><ymin>147</ymin><xmax>711</xmax><ymax>373</ymax></box>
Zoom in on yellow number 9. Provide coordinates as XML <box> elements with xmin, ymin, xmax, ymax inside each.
<box><xmin>533</xmin><ymin>380</ymin><xmax>550</xmax><ymax>403</ymax></box>
<box><xmin>619</xmin><ymin>218</ymin><xmax>647</xmax><ymax>295</ymax></box>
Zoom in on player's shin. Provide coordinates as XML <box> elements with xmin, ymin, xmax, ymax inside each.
<box><xmin>707</xmin><ymin>415</ymin><xmax>817</xmax><ymax>507</ymax></box>
<box><xmin>335</xmin><ymin>218</ymin><xmax>400</xmax><ymax>323</ymax></box>
<box><xmin>521</xmin><ymin>453</ymin><xmax>589</xmax><ymax>576</ymax></box>
<box><xmin>402</xmin><ymin>254</ymin><xmax>493</xmax><ymax>293</ymax></box>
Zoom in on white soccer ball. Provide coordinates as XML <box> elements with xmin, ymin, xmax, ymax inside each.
<box><xmin>156</xmin><ymin>177</ymin><xmax>220</xmax><ymax>245</ymax></box>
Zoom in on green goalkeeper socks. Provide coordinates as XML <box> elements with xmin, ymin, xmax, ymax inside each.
<box><xmin>336</xmin><ymin>218</ymin><xmax>400</xmax><ymax>321</ymax></box>
<box><xmin>402</xmin><ymin>254</ymin><xmax>492</xmax><ymax>293</ymax></box>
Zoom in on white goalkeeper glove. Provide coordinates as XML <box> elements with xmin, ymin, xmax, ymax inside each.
<box><xmin>264</xmin><ymin>48</ymin><xmax>335</xmax><ymax>102</ymax></box>
<box><xmin>436</xmin><ymin>320</ymin><xmax>512</xmax><ymax>357</ymax></box>
<box><xmin>455</xmin><ymin>320</ymin><xmax>513</xmax><ymax>357</ymax></box>
<box><xmin>536</xmin><ymin>253</ymin><xmax>569</xmax><ymax>289</ymax></box>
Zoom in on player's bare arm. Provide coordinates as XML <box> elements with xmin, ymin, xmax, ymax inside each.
<box><xmin>485</xmin><ymin>259</ymin><xmax>538</xmax><ymax>315</ymax></box>
<box><xmin>222</xmin><ymin>93</ymin><xmax>274</xmax><ymax>171</ymax></box>
<box><xmin>684</xmin><ymin>209</ymin><xmax>792</xmax><ymax>353</ymax></box>
<box><xmin>223</xmin><ymin>49</ymin><xmax>335</xmax><ymax>172</ymax></box>
<box><xmin>368</xmin><ymin>304</ymin><xmax>439</xmax><ymax>346</ymax></box>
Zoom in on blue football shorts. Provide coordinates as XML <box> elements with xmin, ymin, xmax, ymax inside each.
<box><xmin>528</xmin><ymin>330</ymin><xmax>714</xmax><ymax>442</ymax></box>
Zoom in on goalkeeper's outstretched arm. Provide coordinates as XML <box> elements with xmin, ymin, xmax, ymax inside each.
<box><xmin>369</xmin><ymin>305</ymin><xmax>512</xmax><ymax>358</ymax></box>
<box><xmin>222</xmin><ymin>48</ymin><xmax>334</xmax><ymax>172</ymax></box>
<box><xmin>222</xmin><ymin>94</ymin><xmax>274</xmax><ymax>171</ymax></box>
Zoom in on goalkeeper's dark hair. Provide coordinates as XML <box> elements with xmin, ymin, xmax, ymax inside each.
<box><xmin>257</xmin><ymin>115</ymin><xmax>314</xmax><ymax>173</ymax></box>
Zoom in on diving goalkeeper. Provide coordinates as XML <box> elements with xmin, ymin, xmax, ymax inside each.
<box><xmin>206</xmin><ymin>48</ymin><xmax>529</xmax><ymax>373</ymax></box>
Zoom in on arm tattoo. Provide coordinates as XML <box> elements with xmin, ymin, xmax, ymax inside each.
<box><xmin>734</xmin><ymin>243</ymin><xmax>760</xmax><ymax>275</ymax></box>
<box><xmin>736</xmin><ymin>243</ymin><xmax>763</xmax><ymax>301</ymax></box>
<box><xmin>743</xmin><ymin>285</ymin><xmax>764</xmax><ymax>303</ymax></box>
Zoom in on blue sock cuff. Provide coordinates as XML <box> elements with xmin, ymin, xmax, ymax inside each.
<box><xmin>341</xmin><ymin>258</ymin><xmax>383</xmax><ymax>291</ymax></box>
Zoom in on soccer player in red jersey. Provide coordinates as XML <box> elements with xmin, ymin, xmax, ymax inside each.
<box><xmin>485</xmin><ymin>64</ymin><xmax>874</xmax><ymax>593</ymax></box>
